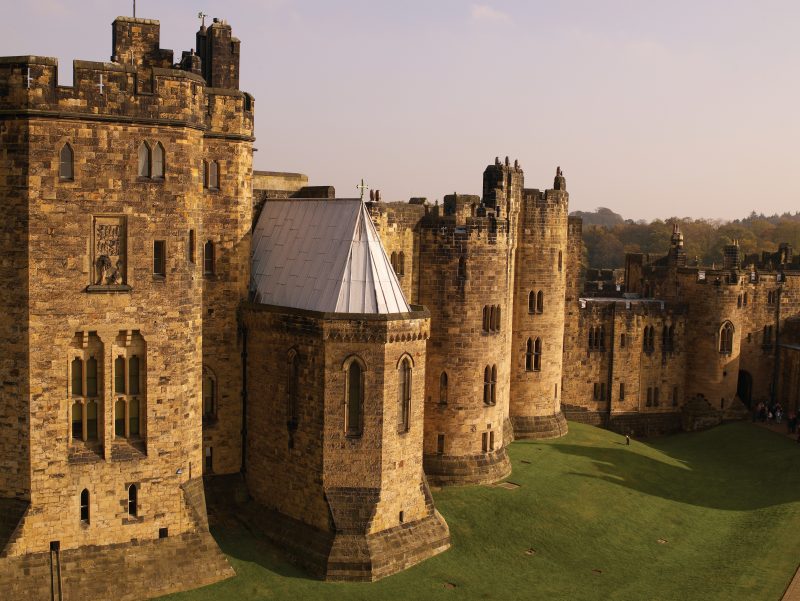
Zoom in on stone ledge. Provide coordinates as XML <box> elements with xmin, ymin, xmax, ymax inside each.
<box><xmin>423</xmin><ymin>447</ymin><xmax>512</xmax><ymax>487</ymax></box>
<box><xmin>511</xmin><ymin>412</ymin><xmax>569</xmax><ymax>440</ymax></box>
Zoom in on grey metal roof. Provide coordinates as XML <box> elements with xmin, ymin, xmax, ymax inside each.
<box><xmin>251</xmin><ymin>199</ymin><xmax>411</xmax><ymax>314</ymax></box>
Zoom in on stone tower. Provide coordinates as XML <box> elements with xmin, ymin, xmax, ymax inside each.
<box><xmin>418</xmin><ymin>157</ymin><xmax>521</xmax><ymax>486</ymax></box>
<box><xmin>509</xmin><ymin>167</ymin><xmax>570</xmax><ymax>438</ymax></box>
<box><xmin>0</xmin><ymin>16</ymin><xmax>248</xmax><ymax>599</ymax></box>
<box><xmin>197</xmin><ymin>17</ymin><xmax>255</xmax><ymax>477</ymax></box>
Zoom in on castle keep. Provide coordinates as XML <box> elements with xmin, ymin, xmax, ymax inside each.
<box><xmin>1</xmin><ymin>13</ymin><xmax>800</xmax><ymax>601</ymax></box>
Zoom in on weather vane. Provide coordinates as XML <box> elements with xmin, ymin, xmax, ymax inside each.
<box><xmin>198</xmin><ymin>11</ymin><xmax>208</xmax><ymax>27</ymax></box>
<box><xmin>356</xmin><ymin>178</ymin><xmax>369</xmax><ymax>201</ymax></box>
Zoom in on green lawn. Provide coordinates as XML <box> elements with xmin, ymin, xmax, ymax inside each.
<box><xmin>160</xmin><ymin>422</ymin><xmax>800</xmax><ymax>601</ymax></box>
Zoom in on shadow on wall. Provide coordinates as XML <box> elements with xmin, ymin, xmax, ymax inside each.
<box><xmin>542</xmin><ymin>423</ymin><xmax>800</xmax><ymax>511</ymax></box>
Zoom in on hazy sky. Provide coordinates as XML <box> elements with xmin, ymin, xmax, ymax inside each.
<box><xmin>3</xmin><ymin>1</ymin><xmax>799</xmax><ymax>220</ymax></box>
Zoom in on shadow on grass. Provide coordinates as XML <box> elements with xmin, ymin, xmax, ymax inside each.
<box><xmin>546</xmin><ymin>422</ymin><xmax>800</xmax><ymax>510</ymax></box>
<box><xmin>209</xmin><ymin>519</ymin><xmax>316</xmax><ymax>582</ymax></box>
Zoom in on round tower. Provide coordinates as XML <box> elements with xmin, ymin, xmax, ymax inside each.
<box><xmin>509</xmin><ymin>167</ymin><xmax>569</xmax><ymax>438</ymax></box>
<box><xmin>420</xmin><ymin>159</ymin><xmax>522</xmax><ymax>486</ymax></box>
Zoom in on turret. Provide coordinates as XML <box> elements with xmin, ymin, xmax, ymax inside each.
<box><xmin>196</xmin><ymin>18</ymin><xmax>240</xmax><ymax>89</ymax></box>
<box><xmin>509</xmin><ymin>167</ymin><xmax>570</xmax><ymax>439</ymax></box>
<box><xmin>111</xmin><ymin>17</ymin><xmax>174</xmax><ymax>67</ymax></box>
<box><xmin>668</xmin><ymin>223</ymin><xmax>687</xmax><ymax>267</ymax></box>
<box><xmin>723</xmin><ymin>240</ymin><xmax>741</xmax><ymax>271</ymax></box>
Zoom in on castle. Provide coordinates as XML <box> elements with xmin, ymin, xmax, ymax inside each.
<box><xmin>0</xmin><ymin>15</ymin><xmax>798</xmax><ymax>601</ymax></box>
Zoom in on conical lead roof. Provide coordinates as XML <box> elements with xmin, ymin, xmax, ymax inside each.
<box><xmin>250</xmin><ymin>199</ymin><xmax>410</xmax><ymax>314</ymax></box>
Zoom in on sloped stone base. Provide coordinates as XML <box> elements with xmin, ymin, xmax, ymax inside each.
<box><xmin>242</xmin><ymin>502</ymin><xmax>450</xmax><ymax>582</ymax></box>
<box><xmin>423</xmin><ymin>446</ymin><xmax>512</xmax><ymax>487</ymax></box>
<box><xmin>511</xmin><ymin>412</ymin><xmax>569</xmax><ymax>440</ymax></box>
<box><xmin>0</xmin><ymin>530</ymin><xmax>234</xmax><ymax>601</ymax></box>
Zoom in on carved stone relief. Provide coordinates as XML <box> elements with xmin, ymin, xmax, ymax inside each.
<box><xmin>90</xmin><ymin>216</ymin><xmax>127</xmax><ymax>290</ymax></box>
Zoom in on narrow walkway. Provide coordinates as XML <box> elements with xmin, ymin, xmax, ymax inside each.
<box><xmin>752</xmin><ymin>420</ymin><xmax>800</xmax><ymax>600</ymax></box>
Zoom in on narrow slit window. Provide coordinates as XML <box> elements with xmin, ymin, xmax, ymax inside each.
<box><xmin>153</xmin><ymin>241</ymin><xmax>166</xmax><ymax>277</ymax></box>
<box><xmin>80</xmin><ymin>489</ymin><xmax>90</xmax><ymax>523</ymax></box>
<box><xmin>59</xmin><ymin>143</ymin><xmax>74</xmax><ymax>180</ymax></box>
<box><xmin>151</xmin><ymin>142</ymin><xmax>164</xmax><ymax>179</ymax></box>
<box><xmin>439</xmin><ymin>371</ymin><xmax>448</xmax><ymax>404</ymax></box>
<box><xmin>346</xmin><ymin>360</ymin><xmax>364</xmax><ymax>436</ymax></box>
<box><xmin>204</xmin><ymin>241</ymin><xmax>215</xmax><ymax>275</ymax></box>
<box><xmin>138</xmin><ymin>142</ymin><xmax>151</xmax><ymax>178</ymax></box>
<box><xmin>128</xmin><ymin>484</ymin><xmax>138</xmax><ymax>517</ymax></box>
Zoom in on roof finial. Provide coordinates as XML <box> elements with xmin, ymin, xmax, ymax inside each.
<box><xmin>356</xmin><ymin>178</ymin><xmax>369</xmax><ymax>201</ymax></box>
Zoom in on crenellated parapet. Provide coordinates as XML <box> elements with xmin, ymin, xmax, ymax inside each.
<box><xmin>0</xmin><ymin>18</ymin><xmax>254</xmax><ymax>140</ymax></box>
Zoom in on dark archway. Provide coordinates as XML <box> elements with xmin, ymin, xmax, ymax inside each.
<box><xmin>737</xmin><ymin>370</ymin><xmax>753</xmax><ymax>408</ymax></box>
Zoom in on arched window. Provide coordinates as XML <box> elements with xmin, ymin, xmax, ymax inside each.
<box><xmin>208</xmin><ymin>160</ymin><xmax>220</xmax><ymax>190</ymax></box>
<box><xmin>533</xmin><ymin>338</ymin><xmax>542</xmax><ymax>371</ymax></box>
<box><xmin>620</xmin><ymin>333</ymin><xmax>626</xmax><ymax>348</ymax></box>
<box><xmin>128</xmin><ymin>484</ymin><xmax>138</xmax><ymax>517</ymax></box>
<box><xmin>71</xmin><ymin>357</ymin><xmax>83</xmax><ymax>396</ymax></box>
<box><xmin>128</xmin><ymin>355</ymin><xmax>140</xmax><ymax>395</ymax></box>
<box><xmin>491</xmin><ymin>365</ymin><xmax>497</xmax><ymax>405</ymax></box>
<box><xmin>80</xmin><ymin>489</ymin><xmax>90</xmax><ymax>523</ymax></box>
<box><xmin>391</xmin><ymin>252</ymin><xmax>398</xmax><ymax>274</ymax></box>
<box><xmin>188</xmin><ymin>229</ymin><xmax>196</xmax><ymax>264</ymax></box>
<box><xmin>288</xmin><ymin>351</ymin><xmax>299</xmax><ymax>428</ymax></box>
<box><xmin>86</xmin><ymin>400</ymin><xmax>98</xmax><ymax>440</ymax></box>
<box><xmin>598</xmin><ymin>327</ymin><xmax>605</xmax><ymax>350</ymax></box>
<box><xmin>59</xmin><ymin>143</ymin><xmax>74</xmax><ymax>180</ymax></box>
<box><xmin>536</xmin><ymin>291</ymin><xmax>544</xmax><ymax>313</ymax></box>
<box><xmin>719</xmin><ymin>322</ymin><xmax>734</xmax><ymax>354</ymax></box>
<box><xmin>202</xmin><ymin>160</ymin><xmax>209</xmax><ymax>189</ymax></box>
<box><xmin>204</xmin><ymin>241</ymin><xmax>215</xmax><ymax>275</ymax></box>
<box><xmin>439</xmin><ymin>371</ymin><xmax>448</xmax><ymax>404</ymax></box>
<box><xmin>489</xmin><ymin>306</ymin><xmax>496</xmax><ymax>332</ymax></box>
<box><xmin>202</xmin><ymin>367</ymin><xmax>216</xmax><ymax>419</ymax></box>
<box><xmin>344</xmin><ymin>357</ymin><xmax>364</xmax><ymax>436</ymax></box>
<box><xmin>525</xmin><ymin>338</ymin><xmax>534</xmax><ymax>371</ymax></box>
<box><xmin>138</xmin><ymin>142</ymin><xmax>151</xmax><ymax>178</ymax></box>
<box><xmin>152</xmin><ymin>142</ymin><xmax>165</xmax><ymax>179</ymax></box>
<box><xmin>737</xmin><ymin>295</ymin><xmax>742</xmax><ymax>308</ymax></box>
<box><xmin>115</xmin><ymin>399</ymin><xmax>126</xmax><ymax>438</ymax></box>
<box><xmin>398</xmin><ymin>252</ymin><xmax>405</xmax><ymax>276</ymax></box>
<box><xmin>483</xmin><ymin>365</ymin><xmax>492</xmax><ymax>405</ymax></box>
<box><xmin>743</xmin><ymin>292</ymin><xmax>748</xmax><ymax>306</ymax></box>
<box><xmin>71</xmin><ymin>402</ymin><xmax>83</xmax><ymax>440</ymax></box>
<box><xmin>668</xmin><ymin>325</ymin><xmax>675</xmax><ymax>351</ymax></box>
<box><xmin>494</xmin><ymin>305</ymin><xmax>501</xmax><ymax>331</ymax></box>
<box><xmin>114</xmin><ymin>356</ymin><xmax>125</xmax><ymax>394</ymax></box>
<box><xmin>397</xmin><ymin>357</ymin><xmax>412</xmax><ymax>433</ymax></box>
<box><xmin>129</xmin><ymin>398</ymin><xmax>140</xmax><ymax>436</ymax></box>
<box><xmin>558</xmin><ymin>250</ymin><xmax>563</xmax><ymax>272</ymax></box>
<box><xmin>86</xmin><ymin>357</ymin><xmax>98</xmax><ymax>397</ymax></box>
<box><xmin>528</xmin><ymin>291</ymin><xmax>535</xmax><ymax>313</ymax></box>
<box><xmin>458</xmin><ymin>256</ymin><xmax>467</xmax><ymax>280</ymax></box>
<box><xmin>588</xmin><ymin>328</ymin><xmax>595</xmax><ymax>350</ymax></box>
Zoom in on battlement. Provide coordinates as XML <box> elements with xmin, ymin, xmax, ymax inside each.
<box><xmin>568</xmin><ymin>215</ymin><xmax>583</xmax><ymax>236</ymax></box>
<box><xmin>579</xmin><ymin>297</ymin><xmax>688</xmax><ymax>317</ymax></box>
<box><xmin>0</xmin><ymin>19</ymin><xmax>253</xmax><ymax>139</ymax></box>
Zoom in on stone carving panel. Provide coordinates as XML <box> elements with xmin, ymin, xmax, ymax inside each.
<box><xmin>90</xmin><ymin>216</ymin><xmax>127</xmax><ymax>290</ymax></box>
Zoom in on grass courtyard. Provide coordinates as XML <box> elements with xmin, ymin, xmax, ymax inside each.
<box><xmin>161</xmin><ymin>422</ymin><xmax>800</xmax><ymax>601</ymax></box>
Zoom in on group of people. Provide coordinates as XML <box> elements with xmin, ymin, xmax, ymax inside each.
<box><xmin>753</xmin><ymin>400</ymin><xmax>799</xmax><ymax>439</ymax></box>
